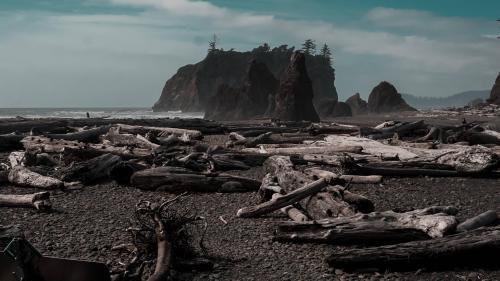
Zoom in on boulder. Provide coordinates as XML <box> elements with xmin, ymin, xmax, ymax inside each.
<box><xmin>367</xmin><ymin>81</ymin><xmax>417</xmax><ymax>113</ymax></box>
<box><xmin>272</xmin><ymin>52</ymin><xmax>320</xmax><ymax>122</ymax></box>
<box><xmin>204</xmin><ymin>60</ymin><xmax>278</xmax><ymax>120</ymax></box>
<box><xmin>345</xmin><ymin>93</ymin><xmax>368</xmax><ymax>115</ymax></box>
<box><xmin>317</xmin><ymin>100</ymin><xmax>352</xmax><ymax>118</ymax></box>
<box><xmin>153</xmin><ymin>46</ymin><xmax>338</xmax><ymax>112</ymax></box>
<box><xmin>487</xmin><ymin>73</ymin><xmax>500</xmax><ymax>105</ymax></box>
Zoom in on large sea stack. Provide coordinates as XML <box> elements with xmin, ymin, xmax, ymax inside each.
<box><xmin>345</xmin><ymin>93</ymin><xmax>368</xmax><ymax>115</ymax></box>
<box><xmin>272</xmin><ymin>52</ymin><xmax>320</xmax><ymax>122</ymax></box>
<box><xmin>487</xmin><ymin>72</ymin><xmax>500</xmax><ymax>105</ymax></box>
<box><xmin>317</xmin><ymin>100</ymin><xmax>352</xmax><ymax>118</ymax></box>
<box><xmin>153</xmin><ymin>45</ymin><xmax>338</xmax><ymax>112</ymax></box>
<box><xmin>368</xmin><ymin>81</ymin><xmax>417</xmax><ymax>113</ymax></box>
<box><xmin>204</xmin><ymin>60</ymin><xmax>278</xmax><ymax>120</ymax></box>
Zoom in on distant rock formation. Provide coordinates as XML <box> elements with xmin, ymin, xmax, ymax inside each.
<box><xmin>317</xmin><ymin>100</ymin><xmax>352</xmax><ymax>118</ymax></box>
<box><xmin>368</xmin><ymin>81</ymin><xmax>417</xmax><ymax>113</ymax></box>
<box><xmin>488</xmin><ymin>73</ymin><xmax>500</xmax><ymax>105</ymax></box>
<box><xmin>345</xmin><ymin>93</ymin><xmax>368</xmax><ymax>115</ymax></box>
<box><xmin>153</xmin><ymin>45</ymin><xmax>338</xmax><ymax>112</ymax></box>
<box><xmin>467</xmin><ymin>98</ymin><xmax>484</xmax><ymax>108</ymax></box>
<box><xmin>272</xmin><ymin>52</ymin><xmax>320</xmax><ymax>122</ymax></box>
<box><xmin>204</xmin><ymin>60</ymin><xmax>278</xmax><ymax>120</ymax></box>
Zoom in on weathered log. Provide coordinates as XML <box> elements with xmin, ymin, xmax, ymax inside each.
<box><xmin>57</xmin><ymin>153</ymin><xmax>122</xmax><ymax>184</ymax></box>
<box><xmin>264</xmin><ymin>156</ymin><xmax>356</xmax><ymax>219</ymax></box>
<box><xmin>457</xmin><ymin>210</ymin><xmax>498</xmax><ymax>232</ymax></box>
<box><xmin>103</xmin><ymin>127</ymin><xmax>160</xmax><ymax>150</ymax></box>
<box><xmin>0</xmin><ymin>192</ymin><xmax>51</xmax><ymax>211</ymax></box>
<box><xmin>0</xmin><ymin>119</ymin><xmax>67</xmax><ymax>134</ymax></box>
<box><xmin>8</xmin><ymin>166</ymin><xmax>64</xmax><ymax>189</ymax></box>
<box><xmin>0</xmin><ymin>134</ymin><xmax>24</xmax><ymax>151</ymax></box>
<box><xmin>46</xmin><ymin>125</ymin><xmax>111</xmax><ymax>143</ymax></box>
<box><xmin>275</xmin><ymin>206</ymin><xmax>458</xmax><ymax>245</ymax></box>
<box><xmin>243</xmin><ymin>145</ymin><xmax>363</xmax><ymax>155</ymax></box>
<box><xmin>116</xmin><ymin>124</ymin><xmax>202</xmax><ymax>139</ymax></box>
<box><xmin>326</xmin><ymin>186</ymin><xmax>375</xmax><ymax>214</ymax></box>
<box><xmin>305</xmin><ymin>124</ymin><xmax>359</xmax><ymax>135</ymax></box>
<box><xmin>244</xmin><ymin>132</ymin><xmax>273</xmax><ymax>148</ymax></box>
<box><xmin>109</xmin><ymin>161</ymin><xmax>148</xmax><ymax>184</ymax></box>
<box><xmin>326</xmin><ymin>225</ymin><xmax>500</xmax><ymax>271</ymax></box>
<box><xmin>339</xmin><ymin>175</ymin><xmax>382</xmax><ymax>184</ymax></box>
<box><xmin>130</xmin><ymin>167</ymin><xmax>261</xmax><ymax>193</ymax></box>
<box><xmin>272</xmin><ymin>193</ymin><xmax>309</xmax><ymax>222</ymax></box>
<box><xmin>147</xmin><ymin>213</ymin><xmax>172</xmax><ymax>281</ymax></box>
<box><xmin>8</xmin><ymin>151</ymin><xmax>25</xmax><ymax>167</ymax></box>
<box><xmin>236</xmin><ymin>178</ymin><xmax>328</xmax><ymax>218</ymax></box>
<box><xmin>435</xmin><ymin>145</ymin><xmax>498</xmax><ymax>174</ymax></box>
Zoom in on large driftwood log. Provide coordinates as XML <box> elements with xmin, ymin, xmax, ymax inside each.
<box><xmin>0</xmin><ymin>192</ymin><xmax>51</xmax><ymax>211</ymax></box>
<box><xmin>116</xmin><ymin>124</ymin><xmax>202</xmax><ymax>139</ymax></box>
<box><xmin>326</xmin><ymin>225</ymin><xmax>500</xmax><ymax>271</ymax></box>
<box><xmin>0</xmin><ymin>134</ymin><xmax>24</xmax><ymax>151</ymax></box>
<box><xmin>57</xmin><ymin>153</ymin><xmax>122</xmax><ymax>184</ymax></box>
<box><xmin>130</xmin><ymin>167</ymin><xmax>261</xmax><ymax>193</ymax></box>
<box><xmin>243</xmin><ymin>145</ymin><xmax>363</xmax><ymax>155</ymax></box>
<box><xmin>8</xmin><ymin>166</ymin><xmax>64</xmax><ymax>189</ymax></box>
<box><xmin>264</xmin><ymin>156</ymin><xmax>356</xmax><ymax>220</ymax></box>
<box><xmin>103</xmin><ymin>127</ymin><xmax>160</xmax><ymax>150</ymax></box>
<box><xmin>456</xmin><ymin>210</ymin><xmax>498</xmax><ymax>232</ymax></box>
<box><xmin>46</xmin><ymin>125</ymin><xmax>111</xmax><ymax>143</ymax></box>
<box><xmin>0</xmin><ymin>119</ymin><xmax>67</xmax><ymax>134</ymax></box>
<box><xmin>275</xmin><ymin>206</ymin><xmax>458</xmax><ymax>245</ymax></box>
<box><xmin>236</xmin><ymin>179</ymin><xmax>328</xmax><ymax>218</ymax></box>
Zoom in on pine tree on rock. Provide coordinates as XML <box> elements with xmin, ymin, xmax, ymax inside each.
<box><xmin>302</xmin><ymin>39</ymin><xmax>316</xmax><ymax>55</ymax></box>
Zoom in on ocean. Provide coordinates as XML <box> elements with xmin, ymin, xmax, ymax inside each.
<box><xmin>0</xmin><ymin>108</ymin><xmax>204</xmax><ymax>119</ymax></box>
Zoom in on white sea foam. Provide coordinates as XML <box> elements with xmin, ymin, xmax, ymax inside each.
<box><xmin>0</xmin><ymin>108</ymin><xmax>204</xmax><ymax>119</ymax></box>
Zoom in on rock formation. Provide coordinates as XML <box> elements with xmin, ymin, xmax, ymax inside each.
<box><xmin>204</xmin><ymin>60</ymin><xmax>278</xmax><ymax>120</ymax></box>
<box><xmin>367</xmin><ymin>81</ymin><xmax>417</xmax><ymax>113</ymax></box>
<box><xmin>345</xmin><ymin>93</ymin><xmax>368</xmax><ymax>115</ymax></box>
<box><xmin>317</xmin><ymin>100</ymin><xmax>352</xmax><ymax>118</ymax></box>
<box><xmin>272</xmin><ymin>52</ymin><xmax>320</xmax><ymax>122</ymax></box>
<box><xmin>153</xmin><ymin>46</ymin><xmax>338</xmax><ymax>112</ymax></box>
<box><xmin>487</xmin><ymin>73</ymin><xmax>500</xmax><ymax>105</ymax></box>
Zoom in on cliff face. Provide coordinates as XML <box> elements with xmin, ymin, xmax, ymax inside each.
<box><xmin>488</xmin><ymin>73</ymin><xmax>500</xmax><ymax>105</ymax></box>
<box><xmin>368</xmin><ymin>81</ymin><xmax>417</xmax><ymax>113</ymax></box>
<box><xmin>346</xmin><ymin>93</ymin><xmax>368</xmax><ymax>115</ymax></box>
<box><xmin>153</xmin><ymin>46</ymin><xmax>338</xmax><ymax>112</ymax></box>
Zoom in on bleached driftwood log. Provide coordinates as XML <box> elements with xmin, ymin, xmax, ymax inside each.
<box><xmin>130</xmin><ymin>167</ymin><xmax>261</xmax><ymax>193</ymax></box>
<box><xmin>103</xmin><ymin>127</ymin><xmax>160</xmax><ymax>150</ymax></box>
<box><xmin>236</xmin><ymin>178</ymin><xmax>328</xmax><ymax>218</ymax></box>
<box><xmin>339</xmin><ymin>175</ymin><xmax>383</xmax><ymax>184</ymax></box>
<box><xmin>326</xmin><ymin>225</ymin><xmax>500</xmax><ymax>271</ymax></box>
<box><xmin>264</xmin><ymin>156</ymin><xmax>356</xmax><ymax>219</ymax></box>
<box><xmin>8</xmin><ymin>166</ymin><xmax>64</xmax><ymax>189</ymax></box>
<box><xmin>274</xmin><ymin>206</ymin><xmax>458</xmax><ymax>245</ymax></box>
<box><xmin>243</xmin><ymin>145</ymin><xmax>363</xmax><ymax>155</ymax></box>
<box><xmin>0</xmin><ymin>192</ymin><xmax>51</xmax><ymax>211</ymax></box>
<box><xmin>115</xmin><ymin>124</ymin><xmax>202</xmax><ymax>139</ymax></box>
<box><xmin>435</xmin><ymin>145</ymin><xmax>498</xmax><ymax>174</ymax></box>
<box><xmin>456</xmin><ymin>210</ymin><xmax>498</xmax><ymax>232</ymax></box>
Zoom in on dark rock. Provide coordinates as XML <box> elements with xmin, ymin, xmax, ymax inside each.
<box><xmin>367</xmin><ymin>81</ymin><xmax>417</xmax><ymax>113</ymax></box>
<box><xmin>153</xmin><ymin>46</ymin><xmax>338</xmax><ymax>112</ymax></box>
<box><xmin>317</xmin><ymin>100</ymin><xmax>352</xmax><ymax>118</ymax></box>
<box><xmin>204</xmin><ymin>60</ymin><xmax>278</xmax><ymax>120</ymax></box>
<box><xmin>345</xmin><ymin>93</ymin><xmax>368</xmax><ymax>115</ymax></box>
<box><xmin>272</xmin><ymin>52</ymin><xmax>320</xmax><ymax>122</ymax></box>
<box><xmin>487</xmin><ymin>73</ymin><xmax>500</xmax><ymax>105</ymax></box>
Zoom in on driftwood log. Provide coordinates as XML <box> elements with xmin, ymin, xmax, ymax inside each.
<box><xmin>46</xmin><ymin>125</ymin><xmax>111</xmax><ymax>143</ymax></box>
<box><xmin>131</xmin><ymin>167</ymin><xmax>261</xmax><ymax>193</ymax></box>
<box><xmin>243</xmin><ymin>145</ymin><xmax>363</xmax><ymax>155</ymax></box>
<box><xmin>326</xmin><ymin>225</ymin><xmax>500</xmax><ymax>271</ymax></box>
<box><xmin>0</xmin><ymin>192</ymin><xmax>51</xmax><ymax>211</ymax></box>
<box><xmin>57</xmin><ymin>153</ymin><xmax>122</xmax><ymax>184</ymax></box>
<box><xmin>8</xmin><ymin>166</ymin><xmax>64</xmax><ymax>189</ymax></box>
<box><xmin>0</xmin><ymin>134</ymin><xmax>24</xmax><ymax>151</ymax></box>
<box><xmin>116</xmin><ymin>124</ymin><xmax>202</xmax><ymax>139</ymax></box>
<box><xmin>274</xmin><ymin>206</ymin><xmax>458</xmax><ymax>245</ymax></box>
<box><xmin>456</xmin><ymin>210</ymin><xmax>499</xmax><ymax>232</ymax></box>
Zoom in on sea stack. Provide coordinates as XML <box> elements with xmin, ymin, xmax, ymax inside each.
<box><xmin>487</xmin><ymin>72</ymin><xmax>500</xmax><ymax>105</ymax></box>
<box><xmin>345</xmin><ymin>93</ymin><xmax>368</xmax><ymax>115</ymax></box>
<box><xmin>272</xmin><ymin>51</ymin><xmax>320</xmax><ymax>122</ymax></box>
<box><xmin>367</xmin><ymin>81</ymin><xmax>417</xmax><ymax>113</ymax></box>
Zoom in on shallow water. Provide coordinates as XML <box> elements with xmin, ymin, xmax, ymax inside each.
<box><xmin>0</xmin><ymin>108</ymin><xmax>204</xmax><ymax>119</ymax></box>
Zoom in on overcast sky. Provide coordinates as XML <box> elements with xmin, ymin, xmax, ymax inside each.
<box><xmin>0</xmin><ymin>0</ymin><xmax>499</xmax><ymax>107</ymax></box>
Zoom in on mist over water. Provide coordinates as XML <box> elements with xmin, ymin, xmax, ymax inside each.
<box><xmin>0</xmin><ymin>108</ymin><xmax>204</xmax><ymax>119</ymax></box>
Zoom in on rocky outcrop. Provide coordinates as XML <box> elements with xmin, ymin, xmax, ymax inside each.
<box><xmin>317</xmin><ymin>100</ymin><xmax>352</xmax><ymax>118</ymax></box>
<box><xmin>367</xmin><ymin>81</ymin><xmax>417</xmax><ymax>113</ymax></box>
<box><xmin>153</xmin><ymin>46</ymin><xmax>338</xmax><ymax>112</ymax></box>
<box><xmin>272</xmin><ymin>52</ymin><xmax>320</xmax><ymax>122</ymax></box>
<box><xmin>345</xmin><ymin>93</ymin><xmax>368</xmax><ymax>115</ymax></box>
<box><xmin>487</xmin><ymin>73</ymin><xmax>500</xmax><ymax>105</ymax></box>
<box><xmin>204</xmin><ymin>60</ymin><xmax>278</xmax><ymax>120</ymax></box>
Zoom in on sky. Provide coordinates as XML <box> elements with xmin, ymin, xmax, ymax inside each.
<box><xmin>0</xmin><ymin>0</ymin><xmax>499</xmax><ymax>107</ymax></box>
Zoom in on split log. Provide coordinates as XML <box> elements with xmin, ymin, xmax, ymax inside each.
<box><xmin>8</xmin><ymin>166</ymin><xmax>64</xmax><ymax>189</ymax></box>
<box><xmin>326</xmin><ymin>225</ymin><xmax>500</xmax><ymax>271</ymax></box>
<box><xmin>0</xmin><ymin>134</ymin><xmax>24</xmax><ymax>151</ymax></box>
<box><xmin>264</xmin><ymin>156</ymin><xmax>356</xmax><ymax>219</ymax></box>
<box><xmin>457</xmin><ymin>210</ymin><xmax>498</xmax><ymax>232</ymax></box>
<box><xmin>116</xmin><ymin>124</ymin><xmax>202</xmax><ymax>139</ymax></box>
<box><xmin>46</xmin><ymin>125</ymin><xmax>111</xmax><ymax>143</ymax></box>
<box><xmin>275</xmin><ymin>206</ymin><xmax>458</xmax><ymax>245</ymax></box>
<box><xmin>243</xmin><ymin>145</ymin><xmax>363</xmax><ymax>155</ymax></box>
<box><xmin>130</xmin><ymin>167</ymin><xmax>261</xmax><ymax>193</ymax></box>
<box><xmin>57</xmin><ymin>153</ymin><xmax>122</xmax><ymax>184</ymax></box>
<box><xmin>0</xmin><ymin>192</ymin><xmax>51</xmax><ymax>211</ymax></box>
<box><xmin>236</xmin><ymin>178</ymin><xmax>328</xmax><ymax>218</ymax></box>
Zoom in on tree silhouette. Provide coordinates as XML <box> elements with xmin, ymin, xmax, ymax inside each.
<box><xmin>301</xmin><ymin>39</ymin><xmax>316</xmax><ymax>55</ymax></box>
<box><xmin>320</xmin><ymin>43</ymin><xmax>332</xmax><ymax>65</ymax></box>
<box><xmin>208</xmin><ymin>34</ymin><xmax>219</xmax><ymax>53</ymax></box>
